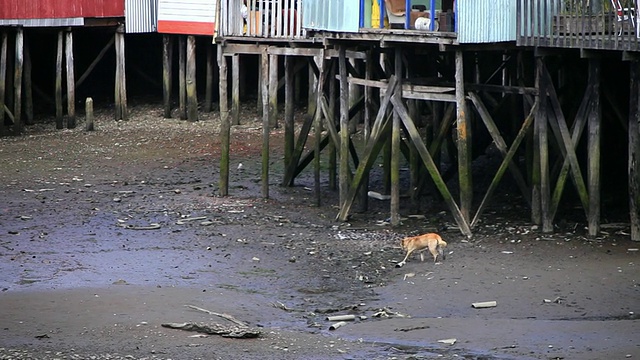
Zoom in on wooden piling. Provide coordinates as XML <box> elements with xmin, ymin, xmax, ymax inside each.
<box><xmin>85</xmin><ymin>97</ymin><xmax>94</xmax><ymax>131</ymax></box>
<box><xmin>13</xmin><ymin>28</ymin><xmax>23</xmax><ymax>133</ymax></box>
<box><xmin>204</xmin><ymin>44</ymin><xmax>213</xmax><ymax>113</ymax></box>
<box><xmin>261</xmin><ymin>47</ymin><xmax>270</xmax><ymax>199</ymax></box>
<box><xmin>218</xmin><ymin>46</ymin><xmax>230</xmax><ymax>196</ymax></box>
<box><xmin>162</xmin><ymin>34</ymin><xmax>173</xmax><ymax>118</ymax></box>
<box><xmin>390</xmin><ymin>47</ymin><xmax>402</xmax><ymax>226</ymax></box>
<box><xmin>65</xmin><ymin>29</ymin><xmax>75</xmax><ymax>128</ymax></box>
<box><xmin>587</xmin><ymin>58</ymin><xmax>601</xmax><ymax>237</ymax></box>
<box><xmin>339</xmin><ymin>46</ymin><xmax>350</xmax><ymax>210</ymax></box>
<box><xmin>186</xmin><ymin>35</ymin><xmax>197</xmax><ymax>122</ymax></box>
<box><xmin>23</xmin><ymin>34</ymin><xmax>32</xmax><ymax>125</ymax></box>
<box><xmin>629</xmin><ymin>60</ymin><xmax>640</xmax><ymax>241</ymax></box>
<box><xmin>314</xmin><ymin>52</ymin><xmax>325</xmax><ymax>206</ymax></box>
<box><xmin>0</xmin><ymin>32</ymin><xmax>6</xmax><ymax>126</ymax></box>
<box><xmin>269</xmin><ymin>53</ymin><xmax>278</xmax><ymax>128</ymax></box>
<box><xmin>232</xmin><ymin>53</ymin><xmax>240</xmax><ymax>125</ymax></box>
<box><xmin>536</xmin><ymin>57</ymin><xmax>552</xmax><ymax>233</ymax></box>
<box><xmin>55</xmin><ymin>30</ymin><xmax>63</xmax><ymax>129</ymax></box>
<box><xmin>329</xmin><ymin>59</ymin><xmax>337</xmax><ymax>190</ymax></box>
<box><xmin>355</xmin><ymin>49</ymin><xmax>375</xmax><ymax>213</ymax></box>
<box><xmin>455</xmin><ymin>50</ymin><xmax>471</xmax><ymax>222</ymax></box>
<box><xmin>179</xmin><ymin>36</ymin><xmax>187</xmax><ymax>120</ymax></box>
<box><xmin>284</xmin><ymin>55</ymin><xmax>295</xmax><ymax>173</ymax></box>
<box><xmin>115</xmin><ymin>26</ymin><xmax>127</xmax><ymax>121</ymax></box>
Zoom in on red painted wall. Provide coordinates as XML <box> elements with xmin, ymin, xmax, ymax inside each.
<box><xmin>0</xmin><ymin>0</ymin><xmax>125</xmax><ymax>19</ymax></box>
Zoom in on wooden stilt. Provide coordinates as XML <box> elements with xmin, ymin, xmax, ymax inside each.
<box><xmin>186</xmin><ymin>35</ymin><xmax>197</xmax><ymax>122</ymax></box>
<box><xmin>390</xmin><ymin>47</ymin><xmax>402</xmax><ymax>226</ymax></box>
<box><xmin>65</xmin><ymin>29</ymin><xmax>75</xmax><ymax>128</ymax></box>
<box><xmin>204</xmin><ymin>44</ymin><xmax>213</xmax><ymax>113</ymax></box>
<box><xmin>455</xmin><ymin>50</ymin><xmax>472</xmax><ymax>222</ymax></box>
<box><xmin>629</xmin><ymin>60</ymin><xmax>640</xmax><ymax>241</ymax></box>
<box><xmin>257</xmin><ymin>54</ymin><xmax>263</xmax><ymax>117</ymax></box>
<box><xmin>0</xmin><ymin>32</ymin><xmax>6</xmax><ymax>126</ymax></box>
<box><xmin>162</xmin><ymin>34</ymin><xmax>173</xmax><ymax>118</ymax></box>
<box><xmin>337</xmin><ymin>75</ymin><xmax>399</xmax><ymax>222</ymax></box>
<box><xmin>356</xmin><ymin>49</ymin><xmax>375</xmax><ymax>213</ymax></box>
<box><xmin>314</xmin><ymin>52</ymin><xmax>325</xmax><ymax>206</ymax></box>
<box><xmin>339</xmin><ymin>46</ymin><xmax>350</xmax><ymax>210</ymax></box>
<box><xmin>329</xmin><ymin>59</ymin><xmax>337</xmax><ymax>190</ymax></box>
<box><xmin>23</xmin><ymin>34</ymin><xmax>32</xmax><ymax>125</ymax></box>
<box><xmin>269</xmin><ymin>53</ymin><xmax>278</xmax><ymax>128</ymax></box>
<box><xmin>55</xmin><ymin>30</ymin><xmax>63</xmax><ymax>129</ymax></box>
<box><xmin>13</xmin><ymin>28</ymin><xmax>23</xmax><ymax>133</ymax></box>
<box><xmin>284</xmin><ymin>55</ymin><xmax>295</xmax><ymax>173</ymax></box>
<box><xmin>587</xmin><ymin>58</ymin><xmax>601</xmax><ymax>237</ymax></box>
<box><xmin>85</xmin><ymin>97</ymin><xmax>94</xmax><ymax>131</ymax></box>
<box><xmin>115</xmin><ymin>26</ymin><xmax>127</xmax><ymax>121</ymax></box>
<box><xmin>307</xmin><ymin>59</ymin><xmax>317</xmax><ymax>117</ymax></box>
<box><xmin>231</xmin><ymin>53</ymin><xmax>240</xmax><ymax>125</ymax></box>
<box><xmin>218</xmin><ymin>46</ymin><xmax>230</xmax><ymax>196</ymax></box>
<box><xmin>261</xmin><ymin>47</ymin><xmax>270</xmax><ymax>199</ymax></box>
<box><xmin>179</xmin><ymin>36</ymin><xmax>187</xmax><ymax>120</ymax></box>
<box><xmin>536</xmin><ymin>57</ymin><xmax>552</xmax><ymax>233</ymax></box>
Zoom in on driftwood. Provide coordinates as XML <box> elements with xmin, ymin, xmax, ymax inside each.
<box><xmin>161</xmin><ymin>305</ymin><xmax>262</xmax><ymax>339</ymax></box>
<box><xmin>161</xmin><ymin>322</ymin><xmax>261</xmax><ymax>338</ymax></box>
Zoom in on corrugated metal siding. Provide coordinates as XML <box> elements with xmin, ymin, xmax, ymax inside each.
<box><xmin>157</xmin><ymin>0</ymin><xmax>217</xmax><ymax>35</ymax></box>
<box><xmin>303</xmin><ymin>0</ymin><xmax>360</xmax><ymax>33</ymax></box>
<box><xmin>0</xmin><ymin>18</ymin><xmax>84</xmax><ymax>27</ymax></box>
<box><xmin>0</xmin><ymin>0</ymin><xmax>125</xmax><ymax>20</ymax></box>
<box><xmin>126</xmin><ymin>0</ymin><xmax>158</xmax><ymax>33</ymax></box>
<box><xmin>457</xmin><ymin>0</ymin><xmax>516</xmax><ymax>43</ymax></box>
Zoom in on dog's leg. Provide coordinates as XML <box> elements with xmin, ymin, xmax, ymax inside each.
<box><xmin>420</xmin><ymin>252</ymin><xmax>424</xmax><ymax>262</ymax></box>
<box><xmin>397</xmin><ymin>249</ymin><xmax>414</xmax><ymax>267</ymax></box>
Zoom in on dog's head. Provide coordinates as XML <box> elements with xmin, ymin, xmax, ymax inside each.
<box><xmin>400</xmin><ymin>237</ymin><xmax>410</xmax><ymax>250</ymax></box>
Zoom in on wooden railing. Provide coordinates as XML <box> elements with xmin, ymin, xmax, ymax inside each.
<box><xmin>518</xmin><ymin>0</ymin><xmax>640</xmax><ymax>51</ymax></box>
<box><xmin>218</xmin><ymin>0</ymin><xmax>304</xmax><ymax>39</ymax></box>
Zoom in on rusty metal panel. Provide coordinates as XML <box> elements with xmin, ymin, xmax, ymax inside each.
<box><xmin>0</xmin><ymin>0</ymin><xmax>124</xmax><ymax>20</ymax></box>
<box><xmin>302</xmin><ymin>0</ymin><xmax>360</xmax><ymax>32</ymax></box>
<box><xmin>126</xmin><ymin>0</ymin><xmax>158</xmax><ymax>33</ymax></box>
<box><xmin>457</xmin><ymin>0</ymin><xmax>517</xmax><ymax>43</ymax></box>
<box><xmin>157</xmin><ymin>0</ymin><xmax>217</xmax><ymax>35</ymax></box>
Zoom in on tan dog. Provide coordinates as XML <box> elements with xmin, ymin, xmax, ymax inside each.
<box><xmin>396</xmin><ymin>233</ymin><xmax>447</xmax><ymax>267</ymax></box>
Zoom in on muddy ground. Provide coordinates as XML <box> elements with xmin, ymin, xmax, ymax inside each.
<box><xmin>0</xmin><ymin>105</ymin><xmax>638</xmax><ymax>360</ymax></box>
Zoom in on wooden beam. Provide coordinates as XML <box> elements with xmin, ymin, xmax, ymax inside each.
<box><xmin>14</xmin><ymin>28</ymin><xmax>23</xmax><ymax>132</ymax></box>
<box><xmin>472</xmin><ymin>100</ymin><xmax>538</xmax><ymax>228</ymax></box>
<box><xmin>65</xmin><ymin>29</ymin><xmax>75</xmax><ymax>128</ymax></box>
<box><xmin>55</xmin><ymin>31</ymin><xmax>63</xmax><ymax>129</ymax></box>
<box><xmin>23</xmin><ymin>34</ymin><xmax>32</xmax><ymax>125</ymax></box>
<box><xmin>204</xmin><ymin>44</ymin><xmax>214</xmax><ymax>113</ymax></box>
<box><xmin>340</xmin><ymin>45</ymin><xmax>350</xmax><ymax>209</ymax></box>
<box><xmin>314</xmin><ymin>52</ymin><xmax>326</xmax><ymax>206</ymax></box>
<box><xmin>0</xmin><ymin>32</ymin><xmax>6</xmax><ymax>126</ymax></box>
<box><xmin>536</xmin><ymin>57</ymin><xmax>552</xmax><ymax>233</ymax></box>
<box><xmin>587</xmin><ymin>58</ymin><xmax>601</xmax><ymax>237</ymax></box>
<box><xmin>390</xmin><ymin>47</ymin><xmax>402</xmax><ymax>226</ymax></box>
<box><xmin>468</xmin><ymin>92</ymin><xmax>532</xmax><ymax>206</ymax></box>
<box><xmin>218</xmin><ymin>45</ymin><xmax>230</xmax><ymax>196</ymax></box>
<box><xmin>162</xmin><ymin>34</ymin><xmax>173</xmax><ymax>118</ymax></box>
<box><xmin>269</xmin><ymin>53</ymin><xmax>278</xmax><ymax>128</ymax></box>
<box><xmin>337</xmin><ymin>75</ymin><xmax>398</xmax><ymax>222</ymax></box>
<box><xmin>231</xmin><ymin>54</ymin><xmax>240</xmax><ymax>125</ymax></box>
<box><xmin>284</xmin><ymin>55</ymin><xmax>295</xmax><ymax>174</ymax></box>
<box><xmin>115</xmin><ymin>27</ymin><xmax>127</xmax><ymax>121</ymax></box>
<box><xmin>629</xmin><ymin>60</ymin><xmax>640</xmax><ymax>241</ymax></box>
<box><xmin>76</xmin><ymin>35</ymin><xmax>114</xmax><ymax>90</ymax></box>
<box><xmin>261</xmin><ymin>47</ymin><xmax>270</xmax><ymax>199</ymax></box>
<box><xmin>178</xmin><ymin>36</ymin><xmax>186</xmax><ymax>120</ymax></box>
<box><xmin>391</xmin><ymin>92</ymin><xmax>472</xmax><ymax>238</ymax></box>
<box><xmin>455</xmin><ymin>50</ymin><xmax>472</xmax><ymax>223</ymax></box>
<box><xmin>186</xmin><ymin>35</ymin><xmax>197</xmax><ymax>122</ymax></box>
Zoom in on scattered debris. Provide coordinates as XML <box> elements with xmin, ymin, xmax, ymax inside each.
<box><xmin>176</xmin><ymin>216</ymin><xmax>207</xmax><ymax>225</ymax></box>
<box><xmin>372</xmin><ymin>308</ymin><xmax>407</xmax><ymax>318</ymax></box>
<box><xmin>161</xmin><ymin>305</ymin><xmax>262</xmax><ymax>338</ymax></box>
<box><xmin>367</xmin><ymin>191</ymin><xmax>390</xmax><ymax>200</ymax></box>
<box><xmin>120</xmin><ymin>223</ymin><xmax>161</xmax><ymax>230</ymax></box>
<box><xmin>472</xmin><ymin>301</ymin><xmax>497</xmax><ymax>309</ymax></box>
<box><xmin>543</xmin><ymin>297</ymin><xmax>564</xmax><ymax>304</ymax></box>
<box><xmin>326</xmin><ymin>314</ymin><xmax>356</xmax><ymax>321</ymax></box>
<box><xmin>403</xmin><ymin>273</ymin><xmax>416</xmax><ymax>280</ymax></box>
<box><xmin>437</xmin><ymin>338</ymin><xmax>457</xmax><ymax>345</ymax></box>
<box><xmin>329</xmin><ymin>321</ymin><xmax>348</xmax><ymax>330</ymax></box>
